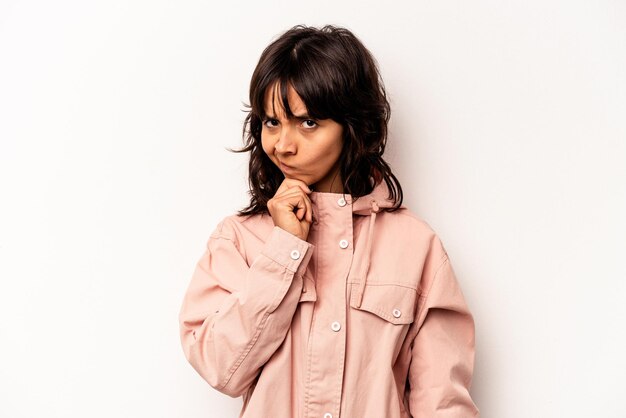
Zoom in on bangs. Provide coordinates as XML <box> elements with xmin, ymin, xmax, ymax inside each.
<box><xmin>254</xmin><ymin>44</ymin><xmax>348</xmax><ymax>122</ymax></box>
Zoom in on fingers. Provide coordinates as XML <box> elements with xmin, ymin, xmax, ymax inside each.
<box><xmin>266</xmin><ymin>178</ymin><xmax>314</xmax><ymax>240</ymax></box>
<box><xmin>267</xmin><ymin>178</ymin><xmax>315</xmax><ymax>240</ymax></box>
<box><xmin>275</xmin><ymin>179</ymin><xmax>312</xmax><ymax>221</ymax></box>
<box><xmin>298</xmin><ymin>188</ymin><xmax>312</xmax><ymax>223</ymax></box>
<box><xmin>275</xmin><ymin>178</ymin><xmax>311</xmax><ymax>198</ymax></box>
<box><xmin>295</xmin><ymin>203</ymin><xmax>305</xmax><ymax>221</ymax></box>
<box><xmin>304</xmin><ymin>190</ymin><xmax>312</xmax><ymax>223</ymax></box>
<box><xmin>270</xmin><ymin>187</ymin><xmax>313</xmax><ymax>224</ymax></box>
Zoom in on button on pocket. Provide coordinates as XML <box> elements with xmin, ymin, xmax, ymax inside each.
<box><xmin>349</xmin><ymin>283</ymin><xmax>417</xmax><ymax>325</ymax></box>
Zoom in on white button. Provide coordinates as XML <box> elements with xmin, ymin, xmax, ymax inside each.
<box><xmin>339</xmin><ymin>239</ymin><xmax>349</xmax><ymax>249</ymax></box>
<box><xmin>290</xmin><ymin>249</ymin><xmax>300</xmax><ymax>260</ymax></box>
<box><xmin>331</xmin><ymin>321</ymin><xmax>341</xmax><ymax>332</ymax></box>
<box><xmin>392</xmin><ymin>309</ymin><xmax>402</xmax><ymax>318</ymax></box>
<box><xmin>337</xmin><ymin>197</ymin><xmax>346</xmax><ymax>207</ymax></box>
<box><xmin>324</xmin><ymin>413</ymin><xmax>333</xmax><ymax>418</ymax></box>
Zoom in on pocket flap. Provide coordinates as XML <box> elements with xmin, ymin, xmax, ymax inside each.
<box><xmin>349</xmin><ymin>283</ymin><xmax>417</xmax><ymax>325</ymax></box>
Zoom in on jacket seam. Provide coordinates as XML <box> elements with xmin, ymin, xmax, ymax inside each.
<box><xmin>422</xmin><ymin>252</ymin><xmax>449</xmax><ymax>300</ymax></box>
<box><xmin>346</xmin><ymin>281</ymin><xmax>417</xmax><ymax>291</ymax></box>
<box><xmin>218</xmin><ymin>308</ymin><xmax>273</xmax><ymax>391</ymax></box>
<box><xmin>413</xmin><ymin>253</ymin><xmax>450</xmax><ymax>332</ymax></box>
<box><xmin>209</xmin><ymin>235</ymin><xmax>234</xmax><ymax>242</ymax></box>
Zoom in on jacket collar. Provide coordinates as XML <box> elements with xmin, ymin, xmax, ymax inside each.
<box><xmin>309</xmin><ymin>180</ymin><xmax>398</xmax><ymax>309</ymax></box>
<box><xmin>309</xmin><ymin>180</ymin><xmax>396</xmax><ymax>215</ymax></box>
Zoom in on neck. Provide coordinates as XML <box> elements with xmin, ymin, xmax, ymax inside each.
<box><xmin>312</xmin><ymin>169</ymin><xmax>343</xmax><ymax>193</ymax></box>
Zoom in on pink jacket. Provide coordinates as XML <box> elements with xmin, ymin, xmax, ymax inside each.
<box><xmin>178</xmin><ymin>181</ymin><xmax>479</xmax><ymax>417</ymax></box>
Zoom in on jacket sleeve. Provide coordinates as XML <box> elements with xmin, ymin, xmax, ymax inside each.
<box><xmin>408</xmin><ymin>238</ymin><xmax>479</xmax><ymax>417</ymax></box>
<box><xmin>178</xmin><ymin>217</ymin><xmax>314</xmax><ymax>397</ymax></box>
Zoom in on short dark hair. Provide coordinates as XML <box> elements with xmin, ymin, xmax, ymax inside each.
<box><xmin>231</xmin><ymin>24</ymin><xmax>403</xmax><ymax>216</ymax></box>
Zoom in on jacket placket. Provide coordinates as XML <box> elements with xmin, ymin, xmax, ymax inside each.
<box><xmin>303</xmin><ymin>195</ymin><xmax>354</xmax><ymax>418</ymax></box>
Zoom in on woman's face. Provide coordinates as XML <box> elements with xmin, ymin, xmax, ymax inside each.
<box><xmin>261</xmin><ymin>82</ymin><xmax>344</xmax><ymax>193</ymax></box>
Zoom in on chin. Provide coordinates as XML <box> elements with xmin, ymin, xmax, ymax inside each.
<box><xmin>283</xmin><ymin>172</ymin><xmax>306</xmax><ymax>181</ymax></box>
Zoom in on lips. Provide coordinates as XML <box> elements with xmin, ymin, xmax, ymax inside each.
<box><xmin>279</xmin><ymin>161</ymin><xmax>296</xmax><ymax>172</ymax></box>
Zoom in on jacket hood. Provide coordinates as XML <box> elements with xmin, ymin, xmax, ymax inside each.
<box><xmin>350</xmin><ymin>180</ymin><xmax>397</xmax><ymax>216</ymax></box>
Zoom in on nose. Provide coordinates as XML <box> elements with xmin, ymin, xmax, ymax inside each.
<box><xmin>274</xmin><ymin>125</ymin><xmax>296</xmax><ymax>155</ymax></box>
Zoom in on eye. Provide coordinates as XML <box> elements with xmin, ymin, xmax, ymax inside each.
<box><xmin>263</xmin><ymin>118</ymin><xmax>279</xmax><ymax>128</ymax></box>
<box><xmin>301</xmin><ymin>119</ymin><xmax>318</xmax><ymax>129</ymax></box>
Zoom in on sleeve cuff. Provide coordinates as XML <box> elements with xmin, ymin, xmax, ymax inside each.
<box><xmin>261</xmin><ymin>226</ymin><xmax>314</xmax><ymax>275</ymax></box>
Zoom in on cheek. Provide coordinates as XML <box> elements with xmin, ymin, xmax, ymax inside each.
<box><xmin>328</xmin><ymin>133</ymin><xmax>344</xmax><ymax>161</ymax></box>
<box><xmin>260</xmin><ymin>135</ymin><xmax>272</xmax><ymax>157</ymax></box>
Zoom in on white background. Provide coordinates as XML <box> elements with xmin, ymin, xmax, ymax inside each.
<box><xmin>1</xmin><ymin>1</ymin><xmax>625</xmax><ymax>417</ymax></box>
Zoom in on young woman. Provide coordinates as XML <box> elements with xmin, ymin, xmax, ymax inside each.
<box><xmin>179</xmin><ymin>25</ymin><xmax>479</xmax><ymax>418</ymax></box>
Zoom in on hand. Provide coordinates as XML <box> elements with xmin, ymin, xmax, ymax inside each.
<box><xmin>267</xmin><ymin>178</ymin><xmax>313</xmax><ymax>241</ymax></box>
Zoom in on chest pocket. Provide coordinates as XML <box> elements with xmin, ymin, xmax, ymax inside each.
<box><xmin>349</xmin><ymin>282</ymin><xmax>418</xmax><ymax>325</ymax></box>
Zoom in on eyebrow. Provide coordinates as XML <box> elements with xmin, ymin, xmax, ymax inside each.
<box><xmin>264</xmin><ymin>112</ymin><xmax>314</xmax><ymax>120</ymax></box>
